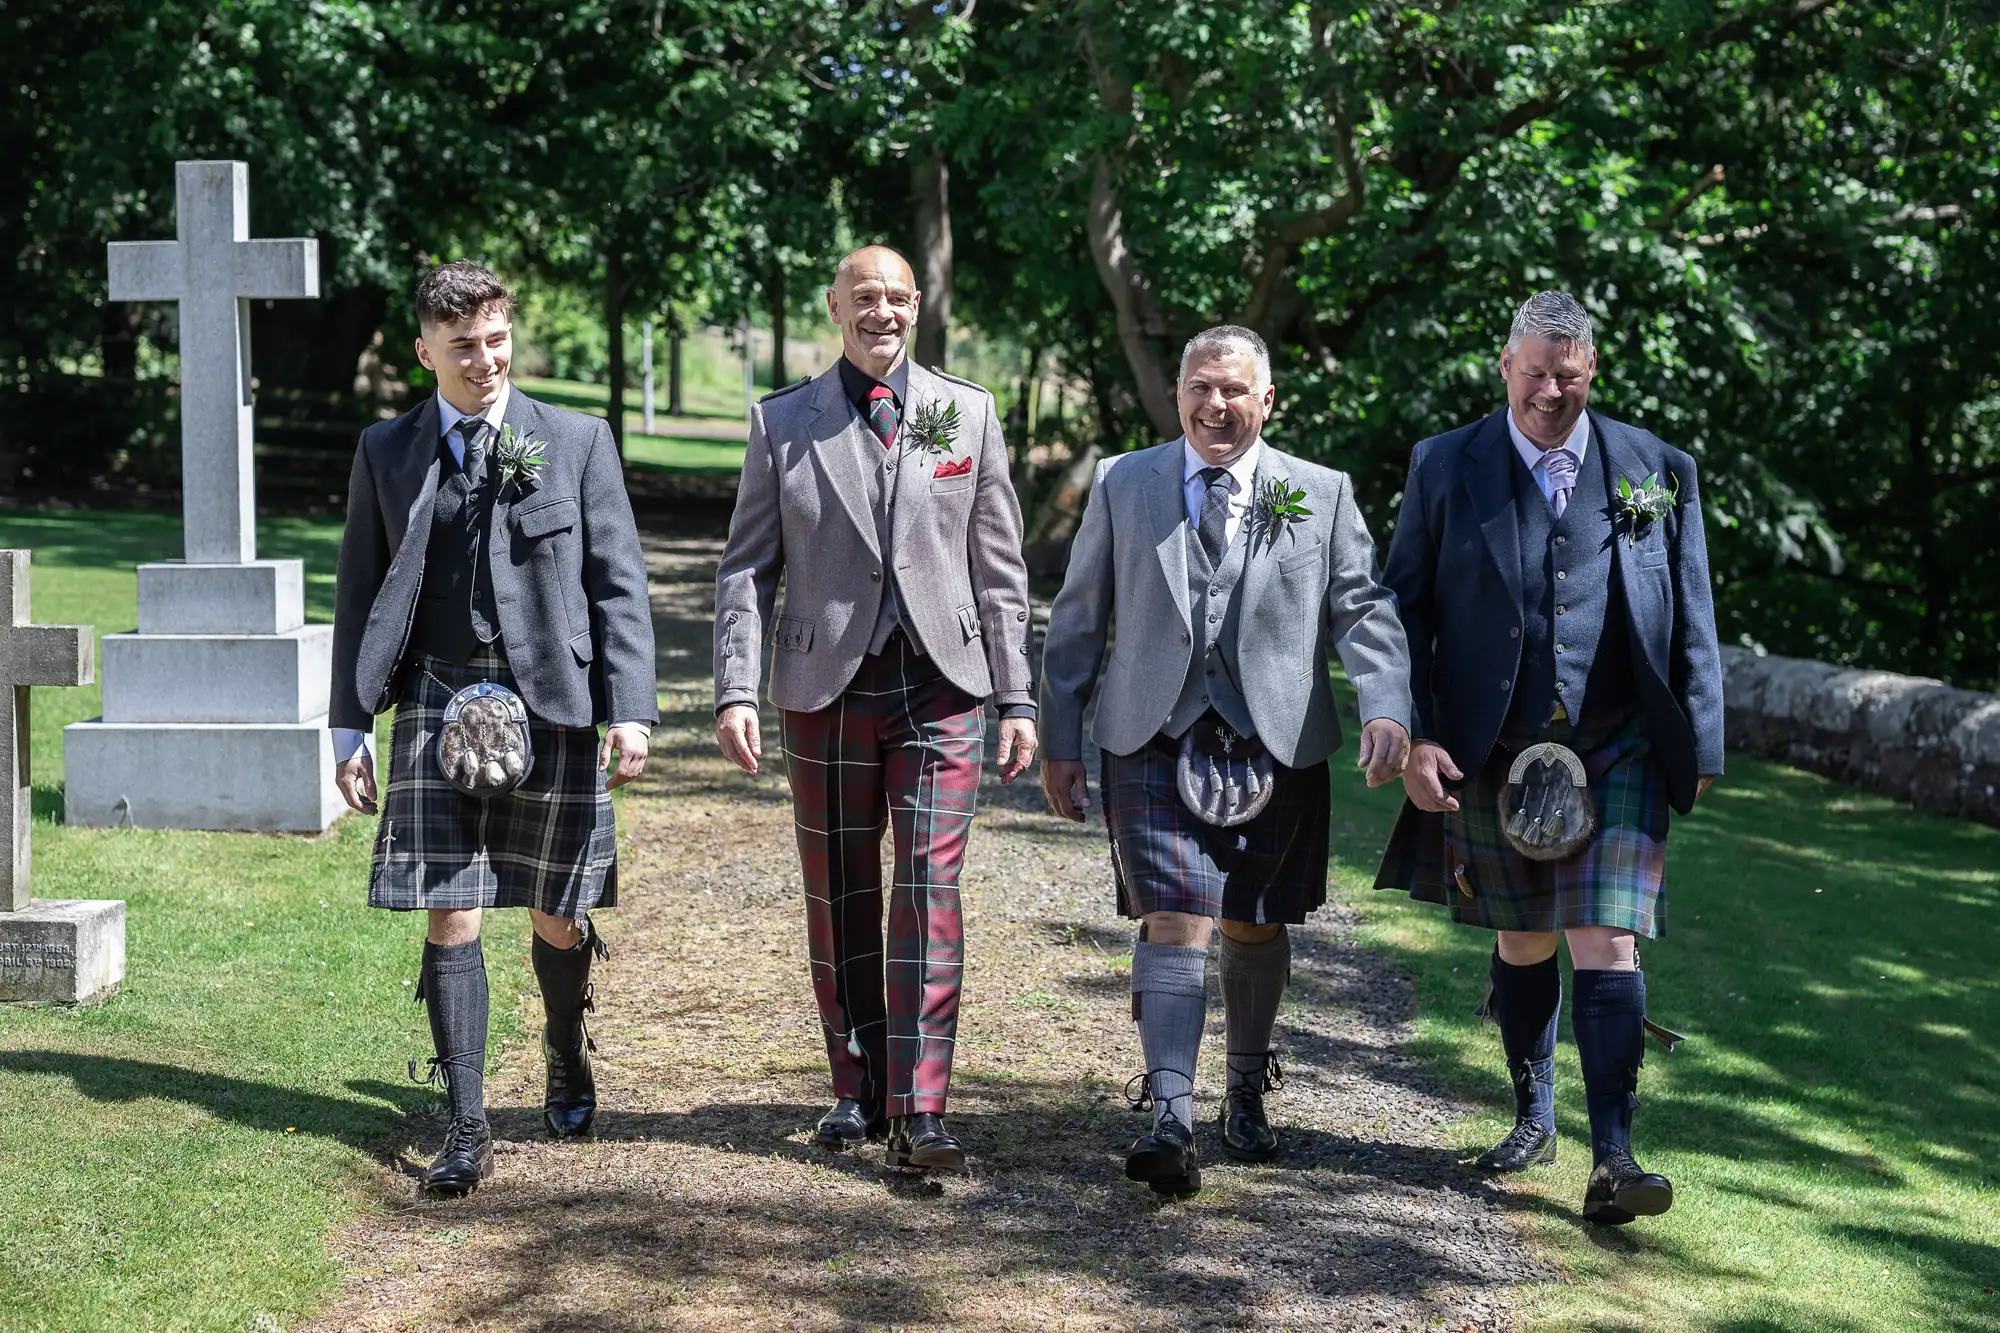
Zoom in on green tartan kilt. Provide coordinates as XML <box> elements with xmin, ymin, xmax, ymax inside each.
<box><xmin>1417</xmin><ymin>718</ymin><xmax>1670</xmax><ymax>938</ymax></box>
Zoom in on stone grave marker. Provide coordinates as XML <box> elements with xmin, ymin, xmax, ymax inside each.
<box><xmin>0</xmin><ymin>550</ymin><xmax>123</xmax><ymax>1005</ymax></box>
<box><xmin>65</xmin><ymin>160</ymin><xmax>343</xmax><ymax>831</ymax></box>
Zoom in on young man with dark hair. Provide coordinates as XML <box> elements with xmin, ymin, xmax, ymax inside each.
<box><xmin>330</xmin><ymin>260</ymin><xmax>657</xmax><ymax>1195</ymax></box>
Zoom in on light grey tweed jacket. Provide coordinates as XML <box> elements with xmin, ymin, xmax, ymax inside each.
<box><xmin>713</xmin><ymin>360</ymin><xmax>1034</xmax><ymax>714</ymax></box>
<box><xmin>1040</xmin><ymin>438</ymin><xmax>1411</xmax><ymax>768</ymax></box>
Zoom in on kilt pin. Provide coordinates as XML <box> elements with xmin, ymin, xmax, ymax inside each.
<box><xmin>782</xmin><ymin>638</ymin><xmax>985</xmax><ymax>1114</ymax></box>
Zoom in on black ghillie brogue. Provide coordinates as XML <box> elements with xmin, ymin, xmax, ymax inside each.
<box><xmin>420</xmin><ymin>1116</ymin><xmax>494</xmax><ymax>1197</ymax></box>
<box><xmin>814</xmin><ymin>1097</ymin><xmax>889</xmax><ymax>1149</ymax></box>
<box><xmin>1476</xmin><ymin>1118</ymin><xmax>1558</xmax><ymax>1172</ymax></box>
<box><xmin>542</xmin><ymin>1028</ymin><xmax>598</xmax><ymax>1139</ymax></box>
<box><xmin>1582</xmin><ymin>1148</ymin><xmax>1674</xmax><ymax>1224</ymax></box>
<box><xmin>1218</xmin><ymin>1052</ymin><xmax>1284</xmax><ymax>1163</ymax></box>
<box><xmin>1125</xmin><ymin>1111</ymin><xmax>1201</xmax><ymax>1198</ymax></box>
<box><xmin>884</xmin><ymin>1112</ymin><xmax>966</xmax><ymax>1172</ymax></box>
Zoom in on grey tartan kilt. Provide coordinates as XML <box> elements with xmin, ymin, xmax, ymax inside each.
<box><xmin>367</xmin><ymin>644</ymin><xmax>617</xmax><ymax>918</ymax></box>
<box><xmin>1101</xmin><ymin>740</ymin><xmax>1332</xmax><ymax>925</ymax></box>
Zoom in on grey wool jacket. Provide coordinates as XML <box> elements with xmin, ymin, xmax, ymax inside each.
<box><xmin>713</xmin><ymin>360</ymin><xmax>1035</xmax><ymax>714</ymax></box>
<box><xmin>1041</xmin><ymin>438</ymin><xmax>1412</xmax><ymax>769</ymax></box>
<box><xmin>330</xmin><ymin>388</ymin><xmax>658</xmax><ymax>732</ymax></box>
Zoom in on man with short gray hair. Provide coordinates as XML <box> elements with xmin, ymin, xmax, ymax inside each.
<box><xmin>1042</xmin><ymin>325</ymin><xmax>1411</xmax><ymax>1196</ymax></box>
<box><xmin>1376</xmin><ymin>291</ymin><xmax>1724</xmax><ymax>1225</ymax></box>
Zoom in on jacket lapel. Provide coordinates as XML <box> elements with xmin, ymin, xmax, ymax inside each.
<box><xmin>1462</xmin><ymin>407</ymin><xmax>1524</xmax><ymax>611</ymax></box>
<box><xmin>390</xmin><ymin>395</ymin><xmax>445</xmax><ymax>551</ymax></box>
<box><xmin>1594</xmin><ymin>411</ymin><xmax>1666</xmax><ymax>670</ymax></box>
<box><xmin>1150</xmin><ymin>439</ymin><xmax>1193</xmax><ymax>632</ymax></box>
<box><xmin>808</xmin><ymin>365</ymin><xmax>882</xmax><ymax>560</ymax></box>
<box><xmin>891</xmin><ymin>364</ymin><xmax>945</xmax><ymax>554</ymax></box>
<box><xmin>1236</xmin><ymin>444</ymin><xmax>1276</xmax><ymax>618</ymax></box>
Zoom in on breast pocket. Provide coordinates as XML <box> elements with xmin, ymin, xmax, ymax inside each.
<box><xmin>513</xmin><ymin>496</ymin><xmax>578</xmax><ymax>540</ymax></box>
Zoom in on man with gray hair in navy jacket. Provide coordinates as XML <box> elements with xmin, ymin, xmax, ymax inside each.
<box><xmin>1376</xmin><ymin>291</ymin><xmax>1723</xmax><ymax>1225</ymax></box>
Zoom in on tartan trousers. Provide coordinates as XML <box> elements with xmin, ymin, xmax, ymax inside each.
<box><xmin>780</xmin><ymin>635</ymin><xmax>986</xmax><ymax>1116</ymax></box>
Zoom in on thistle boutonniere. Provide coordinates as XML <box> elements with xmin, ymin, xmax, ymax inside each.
<box><xmin>493</xmin><ymin>424</ymin><xmax>548</xmax><ymax>492</ymax></box>
<box><xmin>903</xmin><ymin>398</ymin><xmax>961</xmax><ymax>456</ymax></box>
<box><xmin>1252</xmin><ymin>475</ymin><xmax>1314</xmax><ymax>546</ymax></box>
<box><xmin>1614</xmin><ymin>472</ymin><xmax>1679</xmax><ymax>545</ymax></box>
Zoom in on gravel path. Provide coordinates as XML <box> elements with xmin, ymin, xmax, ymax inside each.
<box><xmin>308</xmin><ymin>530</ymin><xmax>1550</xmax><ymax>1333</ymax></box>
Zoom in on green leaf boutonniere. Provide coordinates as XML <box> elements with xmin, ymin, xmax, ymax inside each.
<box><xmin>493</xmin><ymin>424</ymin><xmax>548</xmax><ymax>491</ymax></box>
<box><xmin>1614</xmin><ymin>472</ymin><xmax>1679</xmax><ymax>545</ymax></box>
<box><xmin>1252</xmin><ymin>476</ymin><xmax>1314</xmax><ymax>545</ymax></box>
<box><xmin>904</xmin><ymin>398</ymin><xmax>961</xmax><ymax>456</ymax></box>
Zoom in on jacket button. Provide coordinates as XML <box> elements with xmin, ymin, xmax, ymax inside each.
<box><xmin>1556</xmin><ymin>535</ymin><xmax>1567</xmax><ymax>546</ymax></box>
<box><xmin>1556</xmin><ymin>570</ymin><xmax>1567</xmax><ymax>581</ymax></box>
<box><xmin>1508</xmin><ymin>627</ymin><xmax>1520</xmax><ymax>639</ymax></box>
<box><xmin>870</xmin><ymin>571</ymin><xmax>882</xmax><ymax>582</ymax></box>
<box><xmin>1016</xmin><ymin>611</ymin><xmax>1028</xmax><ymax>621</ymax></box>
<box><xmin>1555</xmin><ymin>643</ymin><xmax>1566</xmax><ymax>654</ymax></box>
<box><xmin>727</xmin><ymin>613</ymin><xmax>739</xmax><ymax>625</ymax></box>
<box><xmin>1183</xmin><ymin>631</ymin><xmax>1192</xmax><ymax>643</ymax></box>
<box><xmin>1500</xmin><ymin>679</ymin><xmax>1511</xmax><ymax>691</ymax></box>
<box><xmin>1556</xmin><ymin>605</ymin><xmax>1566</xmax><ymax>615</ymax></box>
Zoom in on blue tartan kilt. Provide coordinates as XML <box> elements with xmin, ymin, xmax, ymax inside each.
<box><xmin>367</xmin><ymin>643</ymin><xmax>617</xmax><ymax>918</ymax></box>
<box><xmin>1417</xmin><ymin>718</ymin><xmax>1670</xmax><ymax>937</ymax></box>
<box><xmin>1100</xmin><ymin>741</ymin><xmax>1331</xmax><ymax>925</ymax></box>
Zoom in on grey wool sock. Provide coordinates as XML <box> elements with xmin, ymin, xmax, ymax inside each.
<box><xmin>1131</xmin><ymin>940</ymin><xmax>1209</xmax><ymax>1131</ymax></box>
<box><xmin>419</xmin><ymin>939</ymin><xmax>489</xmax><ymax>1125</ymax></box>
<box><xmin>1220</xmin><ymin>927</ymin><xmax>1290</xmax><ymax>1091</ymax></box>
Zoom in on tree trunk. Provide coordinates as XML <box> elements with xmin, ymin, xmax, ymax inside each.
<box><xmin>668</xmin><ymin>327</ymin><xmax>685</xmax><ymax>416</ymax></box>
<box><xmin>605</xmin><ymin>254</ymin><xmax>627</xmax><ymax>456</ymax></box>
<box><xmin>1084</xmin><ymin>162</ymin><xmax>1179</xmax><ymax>439</ymax></box>
<box><xmin>100</xmin><ymin>302</ymin><xmax>142</xmax><ymax>380</ymax></box>
<box><xmin>771</xmin><ymin>268</ymin><xmax>788</xmax><ymax>388</ymax></box>
<box><xmin>913</xmin><ymin>151</ymin><xmax>953</xmax><ymax>370</ymax></box>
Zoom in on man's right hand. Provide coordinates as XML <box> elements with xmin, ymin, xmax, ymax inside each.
<box><xmin>1402</xmin><ymin>740</ymin><xmax>1463</xmax><ymax>813</ymax></box>
<box><xmin>1042</xmin><ymin>758</ymin><xmax>1091</xmax><ymax>822</ymax></box>
<box><xmin>717</xmin><ymin>704</ymin><xmax>763</xmax><ymax>774</ymax></box>
<box><xmin>335</xmin><ymin>753</ymin><xmax>378</xmax><ymax>815</ymax></box>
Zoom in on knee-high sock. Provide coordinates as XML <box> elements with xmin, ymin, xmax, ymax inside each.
<box><xmin>531</xmin><ymin>931</ymin><xmax>595</xmax><ymax>1055</ymax></box>
<box><xmin>1131</xmin><ymin>940</ymin><xmax>1208</xmax><ymax>1131</ymax></box>
<box><xmin>420</xmin><ymin>939</ymin><xmax>489</xmax><ymax>1125</ymax></box>
<box><xmin>1490</xmin><ymin>949</ymin><xmax>1560</xmax><ymax>1132</ymax></box>
<box><xmin>1572</xmin><ymin>968</ymin><xmax>1646</xmax><ymax>1164</ymax></box>
<box><xmin>1219</xmin><ymin>928</ymin><xmax>1289</xmax><ymax>1092</ymax></box>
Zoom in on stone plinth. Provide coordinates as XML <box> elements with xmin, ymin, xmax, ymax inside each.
<box><xmin>136</xmin><ymin>560</ymin><xmax>306</xmax><ymax>636</ymax></box>
<box><xmin>101</xmin><ymin>626</ymin><xmax>332</xmax><ymax>724</ymax></box>
<box><xmin>63</xmin><ymin>721</ymin><xmax>343</xmax><ymax>832</ymax></box>
<box><xmin>0</xmin><ymin>899</ymin><xmax>125</xmax><ymax>1005</ymax></box>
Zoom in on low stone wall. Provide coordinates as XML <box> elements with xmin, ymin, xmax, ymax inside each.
<box><xmin>1721</xmin><ymin>645</ymin><xmax>2000</xmax><ymax>826</ymax></box>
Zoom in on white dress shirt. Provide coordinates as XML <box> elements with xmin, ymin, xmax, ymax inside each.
<box><xmin>1181</xmin><ymin>437</ymin><xmax>1265</xmax><ymax>552</ymax></box>
<box><xmin>1506</xmin><ymin>410</ymin><xmax>1590</xmax><ymax>501</ymax></box>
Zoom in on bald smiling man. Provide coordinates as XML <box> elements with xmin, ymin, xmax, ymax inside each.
<box><xmin>712</xmin><ymin>245</ymin><xmax>1037</xmax><ymax>1171</ymax></box>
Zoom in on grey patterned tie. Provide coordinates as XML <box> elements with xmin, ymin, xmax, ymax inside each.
<box><xmin>1197</xmin><ymin>466</ymin><xmax>1232</xmax><ymax>565</ymax></box>
<box><xmin>455</xmin><ymin>415</ymin><xmax>488</xmax><ymax>479</ymax></box>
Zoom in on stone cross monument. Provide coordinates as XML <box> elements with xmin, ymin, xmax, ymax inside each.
<box><xmin>0</xmin><ymin>551</ymin><xmax>124</xmax><ymax>1005</ymax></box>
<box><xmin>64</xmin><ymin>161</ymin><xmax>344</xmax><ymax>832</ymax></box>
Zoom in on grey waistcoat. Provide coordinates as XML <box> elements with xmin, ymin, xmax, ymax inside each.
<box><xmin>1163</xmin><ymin>523</ymin><xmax>1256</xmax><ymax>739</ymax></box>
<box><xmin>1501</xmin><ymin>439</ymin><xmax>1638</xmax><ymax>746</ymax></box>
<box><xmin>410</xmin><ymin>442</ymin><xmax>500</xmax><ymax>662</ymax></box>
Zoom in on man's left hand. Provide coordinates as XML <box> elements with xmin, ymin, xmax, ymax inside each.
<box><xmin>1357</xmin><ymin>718</ymin><xmax>1412</xmax><ymax>789</ymax></box>
<box><xmin>1697</xmin><ymin>773</ymin><xmax>1717</xmax><ymax>800</ymax></box>
<box><xmin>996</xmin><ymin>717</ymin><xmax>1039</xmax><ymax>784</ymax></box>
<box><xmin>599</xmin><ymin>724</ymin><xmax>650</xmax><ymax>791</ymax></box>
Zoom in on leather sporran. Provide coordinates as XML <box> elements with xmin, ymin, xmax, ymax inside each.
<box><xmin>437</xmin><ymin>681</ymin><xmax>535</xmax><ymax>799</ymax></box>
<box><xmin>1176</xmin><ymin>715</ymin><xmax>1275</xmax><ymax>828</ymax></box>
<box><xmin>1498</xmin><ymin>741</ymin><xmax>1597</xmax><ymax>861</ymax></box>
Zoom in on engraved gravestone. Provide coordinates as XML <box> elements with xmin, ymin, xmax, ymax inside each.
<box><xmin>0</xmin><ymin>550</ymin><xmax>123</xmax><ymax>1005</ymax></box>
<box><xmin>63</xmin><ymin>160</ymin><xmax>343</xmax><ymax>831</ymax></box>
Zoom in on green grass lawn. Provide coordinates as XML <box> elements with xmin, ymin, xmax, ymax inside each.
<box><xmin>1326</xmin><ymin>731</ymin><xmax>2000</xmax><ymax>1331</ymax></box>
<box><xmin>512</xmin><ymin>374</ymin><xmax>748</xmax><ymax>476</ymax></box>
<box><xmin>0</xmin><ymin>511</ymin><xmax>537</xmax><ymax>1331</ymax></box>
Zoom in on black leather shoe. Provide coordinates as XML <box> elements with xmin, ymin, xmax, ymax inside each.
<box><xmin>421</xmin><ymin>1116</ymin><xmax>494</xmax><ymax>1197</ymax></box>
<box><xmin>1476</xmin><ymin>1119</ymin><xmax>1557</xmax><ymax>1172</ymax></box>
<box><xmin>814</xmin><ymin>1098</ymin><xmax>888</xmax><ymax>1149</ymax></box>
<box><xmin>1125</xmin><ymin>1112</ymin><xmax>1201</xmax><ymax>1197</ymax></box>
<box><xmin>543</xmin><ymin>1031</ymin><xmax>598</xmax><ymax>1139</ymax></box>
<box><xmin>1218</xmin><ymin>1087</ymin><xmax>1279</xmax><ymax>1162</ymax></box>
<box><xmin>1582</xmin><ymin>1148</ymin><xmax>1674</xmax><ymax>1224</ymax></box>
<box><xmin>884</xmin><ymin>1112</ymin><xmax>966</xmax><ymax>1172</ymax></box>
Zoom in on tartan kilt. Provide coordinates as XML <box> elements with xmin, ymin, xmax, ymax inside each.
<box><xmin>1101</xmin><ymin>739</ymin><xmax>1331</xmax><ymax>925</ymax></box>
<box><xmin>1380</xmin><ymin>716</ymin><xmax>1669</xmax><ymax>938</ymax></box>
<box><xmin>368</xmin><ymin>643</ymin><xmax>617</xmax><ymax>918</ymax></box>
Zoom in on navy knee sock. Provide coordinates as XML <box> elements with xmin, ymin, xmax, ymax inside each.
<box><xmin>1572</xmin><ymin>968</ymin><xmax>1646</xmax><ymax>1165</ymax></box>
<box><xmin>1490</xmin><ymin>949</ymin><xmax>1560</xmax><ymax>1133</ymax></box>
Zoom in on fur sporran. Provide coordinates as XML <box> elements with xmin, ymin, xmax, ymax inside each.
<box><xmin>1498</xmin><ymin>741</ymin><xmax>1597</xmax><ymax>861</ymax></box>
<box><xmin>436</xmin><ymin>681</ymin><xmax>535</xmax><ymax>799</ymax></box>
<box><xmin>1176</xmin><ymin>714</ymin><xmax>1276</xmax><ymax>828</ymax></box>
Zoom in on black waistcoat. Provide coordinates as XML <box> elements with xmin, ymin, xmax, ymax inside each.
<box><xmin>410</xmin><ymin>436</ymin><xmax>500</xmax><ymax>662</ymax></box>
<box><xmin>1500</xmin><ymin>437</ymin><xmax>1639</xmax><ymax>748</ymax></box>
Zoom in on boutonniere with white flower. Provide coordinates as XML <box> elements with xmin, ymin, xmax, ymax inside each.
<box><xmin>904</xmin><ymin>398</ymin><xmax>961</xmax><ymax>456</ymax></box>
<box><xmin>1251</xmin><ymin>476</ymin><xmax>1313</xmax><ymax>546</ymax></box>
<box><xmin>1614</xmin><ymin>473</ymin><xmax>1678</xmax><ymax>545</ymax></box>
<box><xmin>493</xmin><ymin>424</ymin><xmax>548</xmax><ymax>492</ymax></box>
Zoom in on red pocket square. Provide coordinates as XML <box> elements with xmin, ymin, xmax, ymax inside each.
<box><xmin>934</xmin><ymin>457</ymin><xmax>974</xmax><ymax>480</ymax></box>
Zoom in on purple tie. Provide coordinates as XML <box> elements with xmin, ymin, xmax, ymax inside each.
<box><xmin>1540</xmin><ymin>449</ymin><xmax>1578</xmax><ymax>518</ymax></box>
